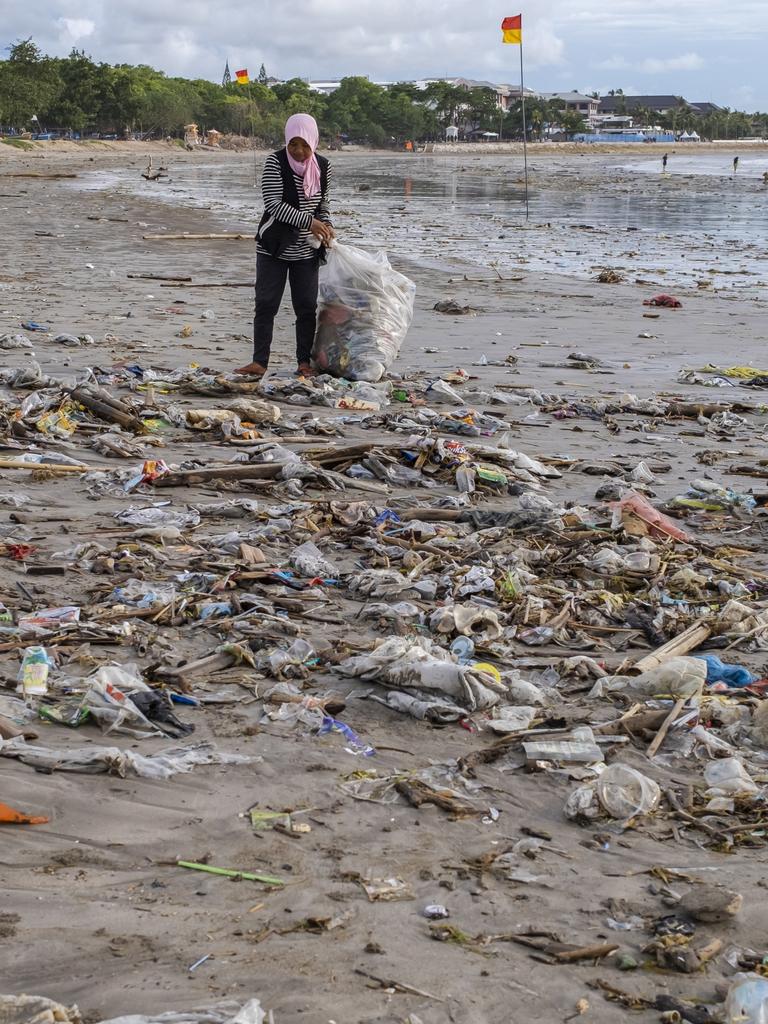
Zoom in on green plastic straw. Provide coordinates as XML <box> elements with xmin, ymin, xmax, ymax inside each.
<box><xmin>177</xmin><ymin>860</ymin><xmax>284</xmax><ymax>886</ymax></box>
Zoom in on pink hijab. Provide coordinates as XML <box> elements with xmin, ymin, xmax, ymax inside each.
<box><xmin>285</xmin><ymin>113</ymin><xmax>321</xmax><ymax>198</ymax></box>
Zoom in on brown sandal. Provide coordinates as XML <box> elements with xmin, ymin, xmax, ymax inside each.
<box><xmin>235</xmin><ymin>362</ymin><xmax>267</xmax><ymax>378</ymax></box>
<box><xmin>295</xmin><ymin>363</ymin><xmax>318</xmax><ymax>378</ymax></box>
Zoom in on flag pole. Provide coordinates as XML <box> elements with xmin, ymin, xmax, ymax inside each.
<box><xmin>519</xmin><ymin>36</ymin><xmax>530</xmax><ymax>220</ymax></box>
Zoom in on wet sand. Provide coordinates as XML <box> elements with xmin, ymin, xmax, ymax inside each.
<box><xmin>2</xmin><ymin>141</ymin><xmax>768</xmax><ymax>1023</ymax></box>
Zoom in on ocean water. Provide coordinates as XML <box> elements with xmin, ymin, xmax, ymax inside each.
<box><xmin>73</xmin><ymin>151</ymin><xmax>768</xmax><ymax>291</ymax></box>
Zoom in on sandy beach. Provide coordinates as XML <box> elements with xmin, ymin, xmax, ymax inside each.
<box><xmin>2</xmin><ymin>140</ymin><xmax>768</xmax><ymax>1024</ymax></box>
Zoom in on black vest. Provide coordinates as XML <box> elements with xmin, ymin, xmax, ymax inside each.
<box><xmin>257</xmin><ymin>148</ymin><xmax>329</xmax><ymax>258</ymax></box>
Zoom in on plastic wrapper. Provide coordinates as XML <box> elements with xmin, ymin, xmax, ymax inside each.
<box><xmin>312</xmin><ymin>242</ymin><xmax>416</xmax><ymax>382</ymax></box>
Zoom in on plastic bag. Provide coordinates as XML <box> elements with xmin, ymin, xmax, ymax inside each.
<box><xmin>0</xmin><ymin>736</ymin><xmax>253</xmax><ymax>779</ymax></box>
<box><xmin>704</xmin><ymin>757</ymin><xmax>759</xmax><ymax>798</ymax></box>
<box><xmin>622</xmin><ymin>657</ymin><xmax>707</xmax><ymax>698</ymax></box>
<box><xmin>596</xmin><ymin>764</ymin><xmax>661</xmax><ymax>819</ymax></box>
<box><xmin>288</xmin><ymin>541</ymin><xmax>337</xmax><ymax>578</ymax></box>
<box><xmin>339</xmin><ymin>636</ymin><xmax>505</xmax><ymax>710</ymax></box>
<box><xmin>724</xmin><ymin>974</ymin><xmax>768</xmax><ymax>1024</ymax></box>
<box><xmin>312</xmin><ymin>242</ymin><xmax>416</xmax><ymax>382</ymax></box>
<box><xmin>100</xmin><ymin>1000</ymin><xmax>266</xmax><ymax>1024</ymax></box>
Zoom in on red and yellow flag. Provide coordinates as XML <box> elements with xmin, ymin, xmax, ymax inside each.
<box><xmin>235</xmin><ymin>68</ymin><xmax>249</xmax><ymax>85</ymax></box>
<box><xmin>501</xmin><ymin>15</ymin><xmax>522</xmax><ymax>44</ymax></box>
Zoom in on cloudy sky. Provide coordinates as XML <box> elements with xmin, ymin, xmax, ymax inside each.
<box><xmin>3</xmin><ymin>0</ymin><xmax>767</xmax><ymax>109</ymax></box>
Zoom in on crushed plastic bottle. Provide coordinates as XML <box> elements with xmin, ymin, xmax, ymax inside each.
<box><xmin>318</xmin><ymin>716</ymin><xmax>376</xmax><ymax>756</ymax></box>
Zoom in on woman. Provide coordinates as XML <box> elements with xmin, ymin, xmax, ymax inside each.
<box><xmin>237</xmin><ymin>113</ymin><xmax>334</xmax><ymax>377</ymax></box>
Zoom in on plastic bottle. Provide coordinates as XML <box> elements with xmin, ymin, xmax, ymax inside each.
<box><xmin>725</xmin><ymin>974</ymin><xmax>768</xmax><ymax>1024</ymax></box>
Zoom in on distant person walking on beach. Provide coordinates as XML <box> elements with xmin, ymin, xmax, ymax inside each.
<box><xmin>662</xmin><ymin>152</ymin><xmax>668</xmax><ymax>173</ymax></box>
<box><xmin>237</xmin><ymin>113</ymin><xmax>334</xmax><ymax>378</ymax></box>
<box><xmin>733</xmin><ymin>156</ymin><xmax>739</xmax><ymax>175</ymax></box>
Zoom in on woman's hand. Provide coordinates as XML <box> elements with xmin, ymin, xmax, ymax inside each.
<box><xmin>310</xmin><ymin>218</ymin><xmax>333</xmax><ymax>244</ymax></box>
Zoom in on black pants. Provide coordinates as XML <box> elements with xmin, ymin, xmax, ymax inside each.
<box><xmin>253</xmin><ymin>252</ymin><xmax>319</xmax><ymax>366</ymax></box>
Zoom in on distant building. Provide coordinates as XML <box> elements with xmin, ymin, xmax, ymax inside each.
<box><xmin>689</xmin><ymin>102</ymin><xmax>724</xmax><ymax>116</ymax></box>
<box><xmin>539</xmin><ymin>91</ymin><xmax>600</xmax><ymax>128</ymax></box>
<box><xmin>412</xmin><ymin>77</ymin><xmax>536</xmax><ymax>112</ymax></box>
<box><xmin>599</xmin><ymin>94</ymin><xmax>690</xmax><ymax>116</ymax></box>
<box><xmin>307</xmin><ymin>77</ymin><xmax>392</xmax><ymax>94</ymax></box>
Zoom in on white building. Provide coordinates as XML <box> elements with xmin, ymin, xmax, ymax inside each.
<box><xmin>538</xmin><ymin>91</ymin><xmax>600</xmax><ymax>128</ymax></box>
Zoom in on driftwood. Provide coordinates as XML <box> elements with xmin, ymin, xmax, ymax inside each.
<box><xmin>154</xmin><ymin>463</ymin><xmax>285</xmax><ymax>487</ymax></box>
<box><xmin>667</xmin><ymin>402</ymin><xmax>755</xmax><ymax>417</ymax></box>
<box><xmin>157</xmin><ymin>649</ymin><xmax>237</xmax><ymax>680</ymax></box>
<box><xmin>632</xmin><ymin>619</ymin><xmax>711</xmax><ymax>673</ymax></box>
<box><xmin>729</xmin><ymin>465</ymin><xmax>768</xmax><ymax>478</ymax></box>
<box><xmin>1</xmin><ymin>172</ymin><xmax>78</xmax><ymax>179</ymax></box>
<box><xmin>69</xmin><ymin>387</ymin><xmax>143</xmax><ymax>432</ymax></box>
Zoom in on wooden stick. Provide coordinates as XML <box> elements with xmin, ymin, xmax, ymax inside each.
<box><xmin>353</xmin><ymin>968</ymin><xmax>444</xmax><ymax>1002</ymax></box>
<box><xmin>646</xmin><ymin>697</ymin><xmax>687</xmax><ymax>758</ymax></box>
<box><xmin>554</xmin><ymin>943</ymin><xmax>619</xmax><ymax>963</ymax></box>
<box><xmin>142</xmin><ymin>232</ymin><xmax>254</xmax><ymax>241</ymax></box>
<box><xmin>159</xmin><ymin>281</ymin><xmax>254</xmax><ymax>288</ymax></box>
<box><xmin>0</xmin><ymin>458</ymin><xmax>89</xmax><ymax>473</ymax></box>
<box><xmin>632</xmin><ymin>620</ymin><xmax>711</xmax><ymax>673</ymax></box>
<box><xmin>665</xmin><ymin>788</ymin><xmax>721</xmax><ymax>837</ymax></box>
<box><xmin>128</xmin><ymin>272</ymin><xmax>192</xmax><ymax>282</ymax></box>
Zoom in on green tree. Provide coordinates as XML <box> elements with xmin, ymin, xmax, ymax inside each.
<box><xmin>0</xmin><ymin>38</ymin><xmax>61</xmax><ymax>128</ymax></box>
<box><xmin>46</xmin><ymin>49</ymin><xmax>103</xmax><ymax>132</ymax></box>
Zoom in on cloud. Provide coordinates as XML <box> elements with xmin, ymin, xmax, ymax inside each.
<box><xmin>638</xmin><ymin>52</ymin><xmax>704</xmax><ymax>72</ymax></box>
<box><xmin>1</xmin><ymin>1</ymin><xmax>766</xmax><ymax>108</ymax></box>
<box><xmin>593</xmin><ymin>52</ymin><xmax>704</xmax><ymax>74</ymax></box>
<box><xmin>593</xmin><ymin>56</ymin><xmax>630</xmax><ymax>71</ymax></box>
<box><xmin>57</xmin><ymin>17</ymin><xmax>96</xmax><ymax>45</ymax></box>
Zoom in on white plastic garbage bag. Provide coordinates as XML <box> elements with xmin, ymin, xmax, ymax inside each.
<box><xmin>339</xmin><ymin>636</ymin><xmax>505</xmax><ymax>710</ymax></box>
<box><xmin>312</xmin><ymin>242</ymin><xmax>416</xmax><ymax>382</ymax></box>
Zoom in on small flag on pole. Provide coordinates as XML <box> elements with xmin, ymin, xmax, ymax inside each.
<box><xmin>501</xmin><ymin>15</ymin><xmax>522</xmax><ymax>44</ymax></box>
<box><xmin>235</xmin><ymin>68</ymin><xmax>249</xmax><ymax>85</ymax></box>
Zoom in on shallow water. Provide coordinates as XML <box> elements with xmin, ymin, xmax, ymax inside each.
<box><xmin>74</xmin><ymin>152</ymin><xmax>768</xmax><ymax>290</ymax></box>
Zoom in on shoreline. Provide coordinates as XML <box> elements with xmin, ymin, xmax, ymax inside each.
<box><xmin>2</xmin><ymin>136</ymin><xmax>767</xmax><ymax>164</ymax></box>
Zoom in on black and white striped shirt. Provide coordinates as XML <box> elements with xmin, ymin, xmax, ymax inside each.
<box><xmin>256</xmin><ymin>152</ymin><xmax>332</xmax><ymax>261</ymax></box>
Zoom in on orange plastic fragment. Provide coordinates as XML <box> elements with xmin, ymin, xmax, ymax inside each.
<box><xmin>0</xmin><ymin>801</ymin><xmax>49</xmax><ymax>825</ymax></box>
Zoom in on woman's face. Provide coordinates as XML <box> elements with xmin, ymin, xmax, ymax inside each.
<box><xmin>287</xmin><ymin>137</ymin><xmax>312</xmax><ymax>162</ymax></box>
